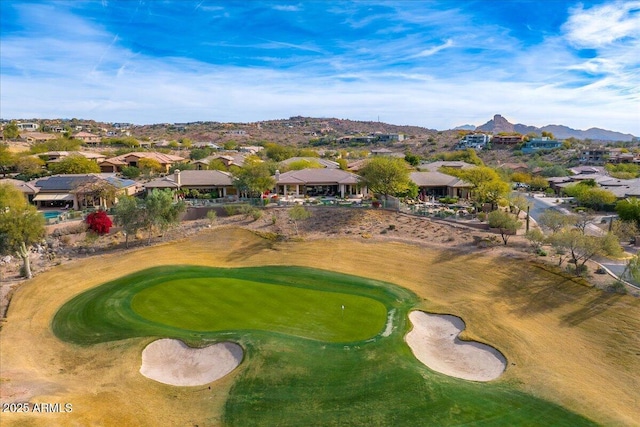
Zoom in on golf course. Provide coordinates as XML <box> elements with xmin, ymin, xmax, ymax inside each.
<box><xmin>1</xmin><ymin>227</ymin><xmax>639</xmax><ymax>426</ymax></box>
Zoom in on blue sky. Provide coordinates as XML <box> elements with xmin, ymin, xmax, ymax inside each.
<box><xmin>1</xmin><ymin>0</ymin><xmax>638</xmax><ymax>135</ymax></box>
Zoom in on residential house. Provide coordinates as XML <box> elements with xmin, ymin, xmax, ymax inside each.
<box><xmin>274</xmin><ymin>168</ymin><xmax>366</xmax><ymax>198</ymax></box>
<box><xmin>19</xmin><ymin>132</ymin><xmax>57</xmax><ymax>143</ymax></box>
<box><xmin>191</xmin><ymin>153</ymin><xmax>247</xmax><ymax>170</ymax></box>
<box><xmin>492</xmin><ymin>135</ymin><xmax>523</xmax><ymax>145</ymax></box>
<box><xmin>99</xmin><ymin>152</ymin><xmax>185</xmax><ymax>173</ymax></box>
<box><xmin>38</xmin><ymin>151</ymin><xmax>106</xmax><ymax>166</ymax></box>
<box><xmin>73</xmin><ymin>131</ymin><xmax>101</xmax><ymax>145</ymax></box>
<box><xmin>579</xmin><ymin>147</ymin><xmax>609</xmax><ymax>165</ymax></box>
<box><xmin>145</xmin><ymin>169</ymin><xmax>236</xmax><ymax>198</ymax></box>
<box><xmin>521</xmin><ymin>137</ymin><xmax>563</xmax><ymax>154</ymax></box>
<box><xmin>456</xmin><ymin>134</ymin><xmax>490</xmax><ymax>150</ymax></box>
<box><xmin>409</xmin><ymin>171</ymin><xmax>472</xmax><ymax>199</ymax></box>
<box><xmin>239</xmin><ymin>145</ymin><xmax>264</xmax><ymax>155</ymax></box>
<box><xmin>32</xmin><ymin>174</ymin><xmax>137</xmax><ymax>210</ymax></box>
<box><xmin>16</xmin><ymin>123</ymin><xmax>39</xmax><ymax>131</ymax></box>
<box><xmin>419</xmin><ymin>160</ymin><xmax>475</xmax><ymax>172</ymax></box>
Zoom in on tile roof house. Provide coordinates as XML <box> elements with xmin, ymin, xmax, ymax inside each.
<box><xmin>274</xmin><ymin>168</ymin><xmax>366</xmax><ymax>198</ymax></box>
<box><xmin>38</xmin><ymin>151</ymin><xmax>106</xmax><ymax>165</ymax></box>
<box><xmin>144</xmin><ymin>170</ymin><xmax>237</xmax><ymax>198</ymax></box>
<box><xmin>32</xmin><ymin>174</ymin><xmax>138</xmax><ymax>209</ymax></box>
<box><xmin>73</xmin><ymin>131</ymin><xmax>101</xmax><ymax>144</ymax></box>
<box><xmin>419</xmin><ymin>161</ymin><xmax>476</xmax><ymax>172</ymax></box>
<box><xmin>19</xmin><ymin>132</ymin><xmax>57</xmax><ymax>143</ymax></box>
<box><xmin>99</xmin><ymin>152</ymin><xmax>185</xmax><ymax>173</ymax></box>
<box><xmin>191</xmin><ymin>153</ymin><xmax>247</xmax><ymax>170</ymax></box>
<box><xmin>410</xmin><ymin>171</ymin><xmax>472</xmax><ymax>199</ymax></box>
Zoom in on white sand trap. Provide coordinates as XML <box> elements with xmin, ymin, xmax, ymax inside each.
<box><xmin>140</xmin><ymin>339</ymin><xmax>243</xmax><ymax>386</ymax></box>
<box><xmin>405</xmin><ymin>311</ymin><xmax>506</xmax><ymax>382</ymax></box>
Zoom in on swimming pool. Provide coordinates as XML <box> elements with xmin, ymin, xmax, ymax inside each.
<box><xmin>42</xmin><ymin>211</ymin><xmax>63</xmax><ymax>220</ymax></box>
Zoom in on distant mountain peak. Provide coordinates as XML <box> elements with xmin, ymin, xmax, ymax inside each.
<box><xmin>472</xmin><ymin>114</ymin><xmax>634</xmax><ymax>142</ymax></box>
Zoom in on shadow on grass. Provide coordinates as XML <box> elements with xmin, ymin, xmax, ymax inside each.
<box><xmin>224</xmin><ymin>239</ymin><xmax>275</xmax><ymax>262</ymax></box>
<box><xmin>490</xmin><ymin>263</ymin><xmax>589</xmax><ymax>317</ymax></box>
<box><xmin>560</xmin><ymin>292</ymin><xmax>623</xmax><ymax>327</ymax></box>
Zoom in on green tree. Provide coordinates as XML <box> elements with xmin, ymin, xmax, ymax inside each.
<box><xmin>289</xmin><ymin>205</ymin><xmax>311</xmax><ymax>235</ymax></box>
<box><xmin>284</xmin><ymin>159</ymin><xmax>323</xmax><ymax>171</ymax></box>
<box><xmin>120</xmin><ymin>166</ymin><xmax>141</xmax><ymax>179</ymax></box>
<box><xmin>488</xmin><ymin>210</ymin><xmax>521</xmax><ymax>245</ymax></box>
<box><xmin>0</xmin><ymin>144</ymin><xmax>15</xmax><ymax>176</ymax></box>
<box><xmin>190</xmin><ymin>148</ymin><xmax>212</xmax><ymax>160</ymax></box>
<box><xmin>449</xmin><ymin>166</ymin><xmax>510</xmax><ymax>210</ymax></box>
<box><xmin>529</xmin><ymin>176</ymin><xmax>550</xmax><ymax>191</ymax></box>
<box><xmin>525</xmin><ymin>228</ymin><xmax>546</xmax><ymax>251</ymax></box>
<box><xmin>138</xmin><ymin>158</ymin><xmax>164</xmax><ymax>176</ymax></box>
<box><xmin>223</xmin><ymin>140</ymin><xmax>238</xmax><ymax>150</ymax></box>
<box><xmin>538</xmin><ymin>209</ymin><xmax>572</xmax><ymax>234</ymax></box>
<box><xmin>233</xmin><ymin>159</ymin><xmax>275</xmax><ymax>198</ymax></box>
<box><xmin>49</xmin><ymin>155</ymin><xmax>100</xmax><ymax>174</ymax></box>
<box><xmin>3</xmin><ymin>121</ymin><xmax>20</xmax><ymax>140</ymax></box>
<box><xmin>169</xmin><ymin>162</ymin><xmax>195</xmax><ymax>173</ymax></box>
<box><xmin>548</xmin><ymin>229</ymin><xmax>605</xmax><ymax>275</ymax></box>
<box><xmin>265</xmin><ymin>143</ymin><xmax>295</xmax><ymax>161</ymax></box>
<box><xmin>207</xmin><ymin>158</ymin><xmax>228</xmax><ymax>171</ymax></box>
<box><xmin>404</xmin><ymin>153</ymin><xmax>420</xmax><ymax>167</ymax></box>
<box><xmin>359</xmin><ymin>157</ymin><xmax>410</xmax><ymax>199</ymax></box>
<box><xmin>14</xmin><ymin>155</ymin><xmax>46</xmax><ymax>178</ymax></box>
<box><xmin>616</xmin><ymin>197</ymin><xmax>640</xmax><ymax>229</ymax></box>
<box><xmin>0</xmin><ymin>184</ymin><xmax>45</xmax><ymax>278</ymax></box>
<box><xmin>113</xmin><ymin>195</ymin><xmax>143</xmax><ymax>248</ymax></box>
<box><xmin>30</xmin><ymin>138</ymin><xmax>81</xmax><ymax>153</ymax></box>
<box><xmin>337</xmin><ymin>158</ymin><xmax>348</xmax><ymax>170</ymax></box>
<box><xmin>140</xmin><ymin>189</ymin><xmax>185</xmax><ymax>244</ymax></box>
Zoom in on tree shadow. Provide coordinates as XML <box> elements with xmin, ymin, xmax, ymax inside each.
<box><xmin>490</xmin><ymin>264</ymin><xmax>588</xmax><ymax>317</ymax></box>
<box><xmin>560</xmin><ymin>292</ymin><xmax>623</xmax><ymax>327</ymax></box>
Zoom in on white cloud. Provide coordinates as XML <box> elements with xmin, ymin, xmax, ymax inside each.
<box><xmin>563</xmin><ymin>1</ymin><xmax>640</xmax><ymax>48</ymax></box>
<box><xmin>411</xmin><ymin>39</ymin><xmax>454</xmax><ymax>58</ymax></box>
<box><xmin>272</xmin><ymin>5</ymin><xmax>301</xmax><ymax>12</ymax></box>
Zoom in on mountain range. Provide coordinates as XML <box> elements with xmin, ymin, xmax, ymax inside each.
<box><xmin>471</xmin><ymin>114</ymin><xmax>636</xmax><ymax>142</ymax></box>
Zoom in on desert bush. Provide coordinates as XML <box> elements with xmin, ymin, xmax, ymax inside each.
<box><xmin>206</xmin><ymin>210</ymin><xmax>217</xmax><ymax>224</ymax></box>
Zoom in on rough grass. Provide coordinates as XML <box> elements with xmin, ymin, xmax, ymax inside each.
<box><xmin>1</xmin><ymin>228</ymin><xmax>638</xmax><ymax>426</ymax></box>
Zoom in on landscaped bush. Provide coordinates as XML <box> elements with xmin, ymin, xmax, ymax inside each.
<box><xmin>438</xmin><ymin>196</ymin><xmax>458</xmax><ymax>204</ymax></box>
<box><xmin>85</xmin><ymin>211</ymin><xmax>113</xmax><ymax>235</ymax></box>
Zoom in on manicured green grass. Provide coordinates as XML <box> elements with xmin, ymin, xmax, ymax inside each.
<box><xmin>131</xmin><ymin>278</ymin><xmax>387</xmax><ymax>342</ymax></box>
<box><xmin>52</xmin><ymin>265</ymin><xmax>597</xmax><ymax>426</ymax></box>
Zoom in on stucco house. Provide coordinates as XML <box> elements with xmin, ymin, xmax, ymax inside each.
<box><xmin>274</xmin><ymin>168</ymin><xmax>366</xmax><ymax>198</ymax></box>
<box><xmin>99</xmin><ymin>152</ymin><xmax>185</xmax><ymax>173</ymax></box>
<box><xmin>409</xmin><ymin>171</ymin><xmax>472</xmax><ymax>199</ymax></box>
<box><xmin>144</xmin><ymin>169</ymin><xmax>237</xmax><ymax>198</ymax></box>
<box><xmin>31</xmin><ymin>174</ymin><xmax>138</xmax><ymax>210</ymax></box>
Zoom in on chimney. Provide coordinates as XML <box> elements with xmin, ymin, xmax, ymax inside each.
<box><xmin>275</xmin><ymin>169</ymin><xmax>280</xmax><ymax>181</ymax></box>
<box><xmin>174</xmin><ymin>169</ymin><xmax>181</xmax><ymax>187</ymax></box>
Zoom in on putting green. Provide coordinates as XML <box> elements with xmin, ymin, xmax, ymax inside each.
<box><xmin>53</xmin><ymin>265</ymin><xmax>409</xmax><ymax>345</ymax></box>
<box><xmin>131</xmin><ymin>278</ymin><xmax>387</xmax><ymax>341</ymax></box>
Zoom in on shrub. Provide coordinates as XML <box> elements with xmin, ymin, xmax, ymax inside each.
<box><xmin>85</xmin><ymin>210</ymin><xmax>113</xmax><ymax>235</ymax></box>
<box><xmin>251</xmin><ymin>208</ymin><xmax>263</xmax><ymax>221</ymax></box>
<box><xmin>388</xmin><ymin>224</ymin><xmax>396</xmax><ymax>230</ymax></box>
<box><xmin>477</xmin><ymin>212</ymin><xmax>487</xmax><ymax>222</ymax></box>
<box><xmin>206</xmin><ymin>210</ymin><xmax>217</xmax><ymax>224</ymax></box>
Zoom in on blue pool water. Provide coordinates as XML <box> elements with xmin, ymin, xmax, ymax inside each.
<box><xmin>42</xmin><ymin>211</ymin><xmax>62</xmax><ymax>220</ymax></box>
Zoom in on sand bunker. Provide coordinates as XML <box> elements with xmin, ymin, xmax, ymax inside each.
<box><xmin>140</xmin><ymin>339</ymin><xmax>243</xmax><ymax>386</ymax></box>
<box><xmin>405</xmin><ymin>311</ymin><xmax>506</xmax><ymax>381</ymax></box>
